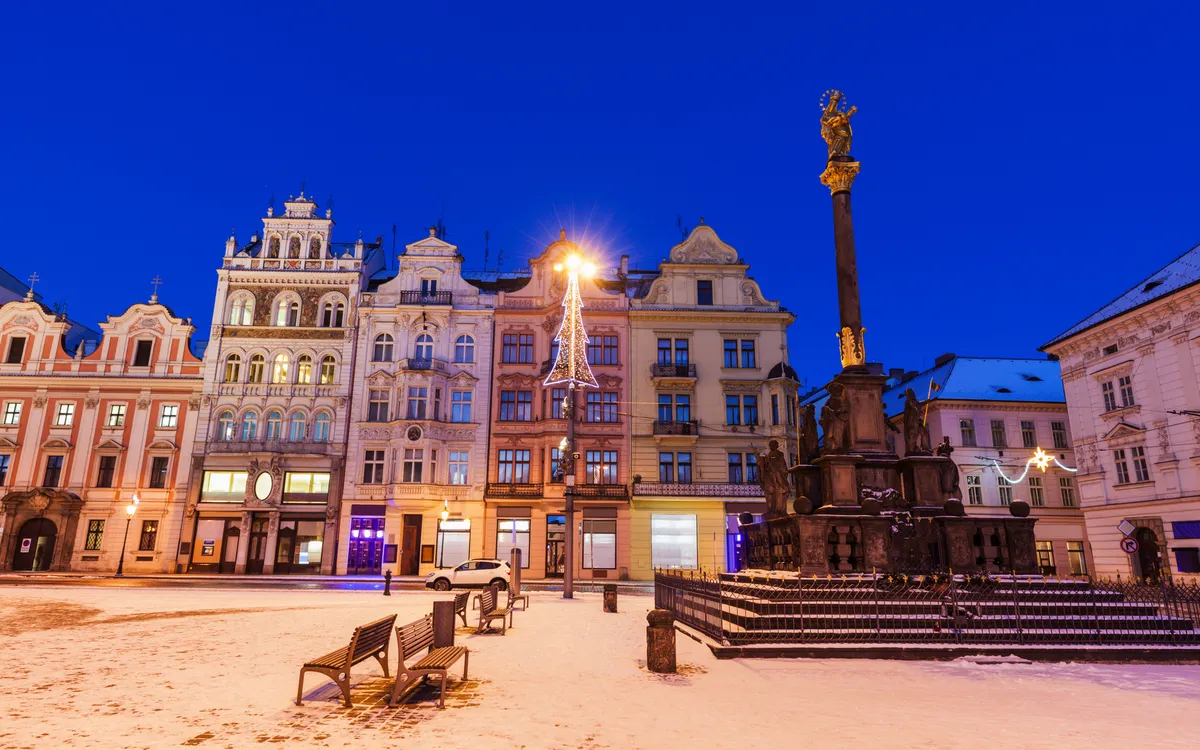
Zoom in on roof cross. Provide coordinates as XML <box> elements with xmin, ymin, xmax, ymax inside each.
<box><xmin>25</xmin><ymin>272</ymin><xmax>39</xmax><ymax>300</ymax></box>
<box><xmin>150</xmin><ymin>275</ymin><xmax>162</xmax><ymax>303</ymax></box>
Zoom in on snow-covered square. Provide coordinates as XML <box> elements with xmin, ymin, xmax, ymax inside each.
<box><xmin>1</xmin><ymin>586</ymin><xmax>1199</xmax><ymax>749</ymax></box>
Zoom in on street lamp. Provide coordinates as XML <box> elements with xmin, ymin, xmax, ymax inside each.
<box><xmin>546</xmin><ymin>249</ymin><xmax>598</xmax><ymax>600</ymax></box>
<box><xmin>115</xmin><ymin>494</ymin><xmax>139</xmax><ymax>578</ymax></box>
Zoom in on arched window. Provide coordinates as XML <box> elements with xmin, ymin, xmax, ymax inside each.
<box><xmin>415</xmin><ymin>333</ymin><xmax>434</xmax><ymax>361</ymax></box>
<box><xmin>228</xmin><ymin>297</ymin><xmax>254</xmax><ymax>326</ymax></box>
<box><xmin>313</xmin><ymin>412</ymin><xmax>332</xmax><ymax>442</ymax></box>
<box><xmin>296</xmin><ymin>354</ymin><xmax>313</xmax><ymax>385</ymax></box>
<box><xmin>310</xmin><ymin>236</ymin><xmax>323</xmax><ymax>259</ymax></box>
<box><xmin>274</xmin><ymin>297</ymin><xmax>300</xmax><ymax>327</ymax></box>
<box><xmin>241</xmin><ymin>410</ymin><xmax>258</xmax><ymax>441</ymax></box>
<box><xmin>265</xmin><ymin>410</ymin><xmax>283</xmax><ymax>440</ymax></box>
<box><xmin>288</xmin><ymin>412</ymin><xmax>306</xmax><ymax>442</ymax></box>
<box><xmin>271</xmin><ymin>353</ymin><xmax>290</xmax><ymax>384</ymax></box>
<box><xmin>373</xmin><ymin>333</ymin><xmax>394</xmax><ymax>362</ymax></box>
<box><xmin>267</xmin><ymin>236</ymin><xmax>280</xmax><ymax>258</ymax></box>
<box><xmin>319</xmin><ymin>355</ymin><xmax>336</xmax><ymax>384</ymax></box>
<box><xmin>217</xmin><ymin>410</ymin><xmax>235</xmax><ymax>441</ymax></box>
<box><xmin>454</xmin><ymin>334</ymin><xmax>475</xmax><ymax>363</ymax></box>
<box><xmin>288</xmin><ymin>236</ymin><xmax>302</xmax><ymax>259</ymax></box>
<box><xmin>247</xmin><ymin>354</ymin><xmax>265</xmax><ymax>383</ymax></box>
<box><xmin>224</xmin><ymin>353</ymin><xmax>242</xmax><ymax>382</ymax></box>
<box><xmin>321</xmin><ymin>299</ymin><xmax>344</xmax><ymax>327</ymax></box>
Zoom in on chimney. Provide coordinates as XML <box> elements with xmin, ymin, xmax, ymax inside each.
<box><xmin>934</xmin><ymin>352</ymin><xmax>956</xmax><ymax>367</ymax></box>
<box><xmin>619</xmin><ymin>254</ymin><xmax>629</xmax><ymax>278</ymax></box>
<box><xmin>888</xmin><ymin>367</ymin><xmax>905</xmax><ymax>381</ymax></box>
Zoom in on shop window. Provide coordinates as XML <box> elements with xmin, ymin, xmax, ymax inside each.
<box><xmin>496</xmin><ymin>518</ymin><xmax>531</xmax><ymax>568</ymax></box>
<box><xmin>201</xmin><ymin>471</ymin><xmax>248</xmax><ymax>501</ymax></box>
<box><xmin>582</xmin><ymin>519</ymin><xmax>617</xmax><ymax>569</ymax></box>
<box><xmin>436</xmin><ymin>519</ymin><xmax>471</xmax><ymax>568</ymax></box>
<box><xmin>651</xmin><ymin>514</ymin><xmax>698</xmax><ymax>569</ymax></box>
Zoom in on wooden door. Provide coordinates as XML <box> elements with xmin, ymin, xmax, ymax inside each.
<box><xmin>401</xmin><ymin>514</ymin><xmax>422</xmax><ymax>575</ymax></box>
<box><xmin>246</xmin><ymin>517</ymin><xmax>268</xmax><ymax>574</ymax></box>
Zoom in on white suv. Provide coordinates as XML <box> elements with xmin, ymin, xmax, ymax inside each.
<box><xmin>426</xmin><ymin>559</ymin><xmax>511</xmax><ymax>592</ymax></box>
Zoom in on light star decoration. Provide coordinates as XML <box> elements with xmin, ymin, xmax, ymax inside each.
<box><xmin>993</xmin><ymin>446</ymin><xmax>1078</xmax><ymax>485</ymax></box>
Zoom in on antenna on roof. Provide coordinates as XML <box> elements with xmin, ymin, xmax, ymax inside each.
<box><xmin>483</xmin><ymin>231</ymin><xmax>490</xmax><ymax>271</ymax></box>
<box><xmin>391</xmin><ymin>224</ymin><xmax>398</xmax><ymax>274</ymax></box>
<box><xmin>677</xmin><ymin>216</ymin><xmax>689</xmax><ymax>241</ymax></box>
<box><xmin>299</xmin><ymin>177</ymin><xmax>307</xmax><ymax>199</ymax></box>
<box><xmin>436</xmin><ymin>197</ymin><xmax>446</xmax><ymax>240</ymax></box>
<box><xmin>497</xmin><ymin>246</ymin><xmax>504</xmax><ymax>272</ymax></box>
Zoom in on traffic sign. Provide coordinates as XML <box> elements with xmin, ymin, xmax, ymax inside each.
<box><xmin>1117</xmin><ymin>520</ymin><xmax>1136</xmax><ymax>537</ymax></box>
<box><xmin>1120</xmin><ymin>537</ymin><xmax>1139</xmax><ymax>554</ymax></box>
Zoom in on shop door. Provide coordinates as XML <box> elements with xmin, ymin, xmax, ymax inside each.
<box><xmin>12</xmin><ymin>518</ymin><xmax>57</xmax><ymax>572</ymax></box>
<box><xmin>275</xmin><ymin>521</ymin><xmax>296</xmax><ymax>575</ymax></box>
<box><xmin>219</xmin><ymin>524</ymin><xmax>240</xmax><ymax>574</ymax></box>
<box><xmin>400</xmin><ymin>515</ymin><xmax>422</xmax><ymax>575</ymax></box>
<box><xmin>246</xmin><ymin>517</ymin><xmax>268</xmax><ymax>574</ymax></box>
<box><xmin>545</xmin><ymin>515</ymin><xmax>565</xmax><ymax>578</ymax></box>
<box><xmin>348</xmin><ymin>517</ymin><xmax>386</xmax><ymax>575</ymax></box>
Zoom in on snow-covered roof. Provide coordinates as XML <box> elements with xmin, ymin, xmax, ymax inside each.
<box><xmin>1043</xmin><ymin>240</ymin><xmax>1200</xmax><ymax>348</ymax></box>
<box><xmin>882</xmin><ymin>357</ymin><xmax>1064</xmax><ymax>417</ymax></box>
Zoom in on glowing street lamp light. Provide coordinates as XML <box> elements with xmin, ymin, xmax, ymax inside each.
<box><xmin>115</xmin><ymin>494</ymin><xmax>139</xmax><ymax>578</ymax></box>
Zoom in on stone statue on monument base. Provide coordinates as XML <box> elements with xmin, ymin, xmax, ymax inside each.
<box><xmin>820</xmin><ymin>383</ymin><xmax>850</xmax><ymax>454</ymax></box>
<box><xmin>756</xmin><ymin>439</ymin><xmax>791</xmax><ymax>518</ymax></box>
<box><xmin>798</xmin><ymin>403</ymin><xmax>820</xmax><ymax>463</ymax></box>
<box><xmin>902</xmin><ymin>388</ymin><xmax>932</xmax><ymax>456</ymax></box>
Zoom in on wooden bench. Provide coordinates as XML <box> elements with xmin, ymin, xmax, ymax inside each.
<box><xmin>473</xmin><ymin>585</ymin><xmax>513</xmax><ymax>635</ymax></box>
<box><xmin>452</xmin><ymin>591</ymin><xmax>470</xmax><ymax>627</ymax></box>
<box><xmin>508</xmin><ymin>582</ymin><xmax>530</xmax><ymax>611</ymax></box>
<box><xmin>296</xmin><ymin>614</ymin><xmax>396</xmax><ymax>708</ymax></box>
<box><xmin>390</xmin><ymin>615</ymin><xmax>469</xmax><ymax>709</ymax></box>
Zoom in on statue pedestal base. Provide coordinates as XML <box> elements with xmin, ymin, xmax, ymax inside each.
<box><xmin>815</xmin><ymin>454</ymin><xmax>862</xmax><ymax>509</ymax></box>
<box><xmin>898</xmin><ymin>455</ymin><xmax>949</xmax><ymax>509</ymax></box>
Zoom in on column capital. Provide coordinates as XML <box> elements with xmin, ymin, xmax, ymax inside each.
<box><xmin>820</xmin><ymin>160</ymin><xmax>861</xmax><ymax>194</ymax></box>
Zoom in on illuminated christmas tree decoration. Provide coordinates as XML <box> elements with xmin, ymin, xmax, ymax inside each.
<box><xmin>992</xmin><ymin>446</ymin><xmax>1078</xmax><ymax>484</ymax></box>
<box><xmin>544</xmin><ymin>253</ymin><xmax>598</xmax><ymax>388</ymax></box>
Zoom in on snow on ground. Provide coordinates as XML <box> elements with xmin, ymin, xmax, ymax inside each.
<box><xmin>1</xmin><ymin>586</ymin><xmax>1199</xmax><ymax>749</ymax></box>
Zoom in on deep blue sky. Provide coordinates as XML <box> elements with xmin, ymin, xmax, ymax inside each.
<box><xmin>4</xmin><ymin>3</ymin><xmax>1199</xmax><ymax>387</ymax></box>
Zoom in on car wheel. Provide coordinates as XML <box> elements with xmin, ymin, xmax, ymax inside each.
<box><xmin>490</xmin><ymin>578</ymin><xmax>508</xmax><ymax>592</ymax></box>
<box><xmin>433</xmin><ymin>578</ymin><xmax>451</xmax><ymax>592</ymax></box>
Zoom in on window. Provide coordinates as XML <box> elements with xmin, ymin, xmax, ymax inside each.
<box><xmin>1028</xmin><ymin>476</ymin><xmax>1044</xmax><ymax>506</ymax></box>
<box><xmin>224</xmin><ymin>353</ymin><xmax>241</xmax><ymax>382</ymax></box>
<box><xmin>96</xmin><ymin>455</ymin><xmax>116</xmax><ymax>488</ymax></box>
<box><xmin>583</xmin><ymin>518</ymin><xmax>617</xmax><ymax>569</ymax></box>
<box><xmin>550</xmin><ymin>447</ymin><xmax>564</xmax><ymax>483</ymax></box>
<box><xmin>138</xmin><ymin>520</ymin><xmax>158</xmax><ymax>551</ymax></box>
<box><xmin>373</xmin><ymin>334</ymin><xmax>394</xmax><ymax>362</ymax></box>
<box><xmin>321</xmin><ymin>299</ymin><xmax>344</xmax><ymax>328</ymax></box>
<box><xmin>407</xmin><ymin>387</ymin><xmax>428</xmax><ymax>420</ymax></box>
<box><xmin>1113</xmin><ymin>449</ymin><xmax>1130</xmax><ymax>484</ymax></box>
<box><xmin>672</xmin><ymin>394</ymin><xmax>691</xmax><ymax>422</ymax></box>
<box><xmin>436</xmin><ymin>519</ymin><xmax>471</xmax><ymax>568</ymax></box>
<box><xmin>497</xmin><ymin>518</ymin><xmax>532</xmax><ymax>568</ymax></box>
<box><xmin>657</xmin><ymin>339</ymin><xmax>671</xmax><ymax>365</ymax></box>
<box><xmin>247</xmin><ymin>354</ymin><xmax>265</xmax><ymax>383</ymax></box>
<box><xmin>1118</xmin><ymin>375</ymin><xmax>1134</xmax><ymax>407</ymax></box>
<box><xmin>451</xmin><ymin>391</ymin><xmax>472</xmax><ymax>423</ymax></box>
<box><xmin>651</xmin><ymin>514</ymin><xmax>698</xmax><ymax>569</ymax></box>
<box><xmin>1131</xmin><ymin>445</ymin><xmax>1149</xmax><ymax>482</ymax></box>
<box><xmin>159</xmin><ymin>404</ymin><xmax>178</xmax><ymax>429</ymax></box>
<box><xmin>723</xmin><ymin>340</ymin><xmax>738</xmax><ymax>368</ymax></box>
<box><xmin>421</xmin><ymin>278</ymin><xmax>438</xmax><ymax>295</ymax></box>
<box><xmin>275</xmin><ymin>298</ymin><xmax>300</xmax><ymax>326</ymax></box>
<box><xmin>743</xmin><ymin>395</ymin><xmax>758</xmax><ymax>425</ymax></box>
<box><xmin>1059</xmin><ymin>476</ymin><xmax>1076</xmax><ymax>507</ymax></box>
<box><xmin>1102</xmin><ymin>381</ymin><xmax>1117</xmax><ymax>411</ymax></box>
<box><xmin>216</xmin><ymin>410</ymin><xmax>235</xmax><ymax>441</ymax></box>
<box><xmin>659</xmin><ymin>452</ymin><xmax>675</xmax><ymax>483</ymax></box>
<box><xmin>516</xmin><ymin>391</ymin><xmax>532</xmax><ymax>421</ymax></box>
<box><xmin>658</xmin><ymin>452</ymin><xmax>693</xmax><ymax>484</ymax></box>
<box><xmin>1021</xmin><ymin>421</ymin><xmax>1037</xmax><ymax>449</ymax></box>
<box><xmin>229</xmin><ymin>296</ymin><xmax>254</xmax><ymax>326</ymax></box>
<box><xmin>741</xmin><ymin>340</ymin><xmax>756</xmax><ymax>368</ymax></box>
<box><xmin>997</xmin><ymin>476</ymin><xmax>1013</xmax><ymax>504</ymax></box>
<box><xmin>367</xmin><ymin>389</ymin><xmax>389</xmax><ymax>422</ymax></box>
<box><xmin>497</xmin><ymin>449</ymin><xmax>531</xmax><ymax>484</ymax></box>
<box><xmin>726</xmin><ymin>395</ymin><xmax>740</xmax><ymax>425</ymax></box>
<box><xmin>1051</xmin><ymin>421</ymin><xmax>1069</xmax><ymax>450</ymax></box>
<box><xmin>271</xmin><ymin>354</ymin><xmax>290</xmax><ymax>383</ymax></box>
<box><xmin>296</xmin><ymin>355</ymin><xmax>313</xmax><ymax>385</ymax></box>
<box><xmin>966</xmin><ymin>474</ymin><xmax>982</xmax><ymax>505</ymax></box>
<box><xmin>454</xmin><ymin>335</ymin><xmax>475</xmax><ymax>363</ymax></box>
<box><xmin>501</xmin><ymin>334</ymin><xmax>520</xmax><ymax>363</ymax></box>
<box><xmin>586</xmin><ymin>392</ymin><xmax>619</xmax><ymax>423</ymax></box>
<box><xmin>414</xmin><ymin>333</ymin><xmax>434</xmax><ymax>361</ymax></box>
<box><xmin>85</xmin><ymin>520</ymin><xmax>104</xmax><ymax>551</ymax></box>
<box><xmin>518</xmin><ymin>334</ymin><xmax>534</xmax><ymax>363</ymax></box>
<box><xmin>0</xmin><ymin>454</ymin><xmax>9</xmax><ymax>485</ymax></box>
<box><xmin>585</xmin><ymin>450</ymin><xmax>618</xmax><ymax>484</ymax></box>
<box><xmin>200</xmin><ymin>471</ymin><xmax>248</xmax><ymax>500</ymax></box>
<box><xmin>550</xmin><ymin>388</ymin><xmax>566</xmax><ymax>420</ymax></box>
<box><xmin>728</xmin><ymin>453</ymin><xmax>744</xmax><ymax>483</ymax></box>
<box><xmin>133</xmin><ymin>340</ymin><xmax>154</xmax><ymax>367</ymax></box>
<box><xmin>674</xmin><ymin>339</ymin><xmax>689</xmax><ymax>365</ymax></box>
<box><xmin>319</xmin><ymin>355</ymin><xmax>336</xmax><ymax>384</ymax></box>
<box><xmin>148</xmin><ymin>456</ymin><xmax>169</xmax><ymax>488</ymax></box>
<box><xmin>5</xmin><ymin>336</ymin><xmax>26</xmax><ymax>363</ymax></box>
<box><xmin>402</xmin><ymin>448</ymin><xmax>424</xmax><ymax>483</ymax></box>
<box><xmin>449</xmin><ymin>451</ymin><xmax>469</xmax><ymax>485</ymax></box>
<box><xmin>772</xmin><ymin>395</ymin><xmax>779</xmax><ymax>426</ymax></box>
<box><xmin>44</xmin><ymin>455</ymin><xmax>64</xmax><ymax>487</ymax></box>
<box><xmin>696</xmin><ymin>280</ymin><xmax>713</xmax><ymax>305</ymax></box>
<box><xmin>265</xmin><ymin>410</ymin><xmax>283</xmax><ymax>440</ymax></box>
<box><xmin>990</xmin><ymin>420</ymin><xmax>1008</xmax><ymax>448</ymax></box>
<box><xmin>1067</xmin><ymin>541</ymin><xmax>1088</xmax><ymax>575</ymax></box>
<box><xmin>2</xmin><ymin>402</ymin><xmax>20</xmax><ymax>425</ymax></box>
<box><xmin>241</xmin><ymin>411</ymin><xmax>258</xmax><ymax>441</ymax></box>
<box><xmin>960</xmin><ymin>419</ymin><xmax>976</xmax><ymax>447</ymax></box>
<box><xmin>1174</xmin><ymin>548</ymin><xmax>1200</xmax><ymax>574</ymax></box>
<box><xmin>313</xmin><ymin>412</ymin><xmax>331</xmax><ymax>442</ymax></box>
<box><xmin>288</xmin><ymin>413</ymin><xmax>306</xmax><ymax>442</ymax></box>
<box><xmin>499</xmin><ymin>391</ymin><xmax>515</xmax><ymax>421</ymax></box>
<box><xmin>362</xmin><ymin>450</ymin><xmax>386</xmax><ymax>484</ymax></box>
<box><xmin>54</xmin><ymin>402</ymin><xmax>75</xmax><ymax>427</ymax></box>
<box><xmin>549</xmin><ymin>339</ymin><xmax>560</xmax><ymax>365</ymax></box>
<box><xmin>1036</xmin><ymin>541</ymin><xmax>1055</xmax><ymax>575</ymax></box>
<box><xmin>587</xmin><ymin>335</ymin><xmax>619</xmax><ymax>365</ymax></box>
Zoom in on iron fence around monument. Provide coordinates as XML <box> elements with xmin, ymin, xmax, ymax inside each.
<box><xmin>653</xmin><ymin>569</ymin><xmax>1200</xmax><ymax>646</ymax></box>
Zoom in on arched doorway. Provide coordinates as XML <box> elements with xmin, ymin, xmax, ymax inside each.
<box><xmin>12</xmin><ymin>518</ymin><xmax>58</xmax><ymax>572</ymax></box>
<box><xmin>1134</xmin><ymin>527</ymin><xmax>1163</xmax><ymax>582</ymax></box>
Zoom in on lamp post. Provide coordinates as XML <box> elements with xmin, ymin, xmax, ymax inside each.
<box><xmin>115</xmin><ymin>494</ymin><xmax>139</xmax><ymax>578</ymax></box>
<box><xmin>545</xmin><ymin>250</ymin><xmax>597</xmax><ymax>600</ymax></box>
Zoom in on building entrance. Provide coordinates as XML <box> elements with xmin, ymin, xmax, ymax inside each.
<box><xmin>347</xmin><ymin>516</ymin><xmax>386</xmax><ymax>575</ymax></box>
<box><xmin>546</xmin><ymin>515</ymin><xmax>565</xmax><ymax>578</ymax></box>
<box><xmin>12</xmin><ymin>518</ymin><xmax>57</xmax><ymax>571</ymax></box>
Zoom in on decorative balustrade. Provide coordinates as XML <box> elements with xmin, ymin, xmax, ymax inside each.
<box><xmin>399</xmin><ymin>290</ymin><xmax>454</xmax><ymax>305</ymax></box>
<box><xmin>398</xmin><ymin>357</ymin><xmax>448</xmax><ymax>372</ymax></box>
<box><xmin>633</xmin><ymin>482</ymin><xmax>764</xmax><ymax>497</ymax></box>
<box><xmin>572</xmin><ymin>484</ymin><xmax>630</xmax><ymax>499</ymax></box>
<box><xmin>206</xmin><ymin>439</ymin><xmax>338</xmax><ymax>455</ymax></box>
<box><xmin>485</xmin><ymin>482</ymin><xmax>544</xmax><ymax>498</ymax></box>
<box><xmin>653</xmin><ymin>420</ymin><xmax>699</xmax><ymax>436</ymax></box>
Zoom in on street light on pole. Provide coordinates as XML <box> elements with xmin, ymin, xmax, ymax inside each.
<box><xmin>115</xmin><ymin>494</ymin><xmax>139</xmax><ymax>578</ymax></box>
<box><xmin>546</xmin><ymin>247</ymin><xmax>598</xmax><ymax>600</ymax></box>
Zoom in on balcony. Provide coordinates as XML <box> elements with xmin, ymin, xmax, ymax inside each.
<box><xmin>398</xmin><ymin>357</ymin><xmax>448</xmax><ymax>373</ymax></box>
<box><xmin>653</xmin><ymin>420</ymin><xmax>699</xmax><ymax>436</ymax></box>
<box><xmin>206</xmin><ymin>439</ymin><xmax>338</xmax><ymax>455</ymax></box>
<box><xmin>651</xmin><ymin>363</ymin><xmax>697</xmax><ymax>379</ymax></box>
<box><xmin>485</xmin><ymin>482</ymin><xmax>544</xmax><ymax>498</ymax></box>
<box><xmin>399</xmin><ymin>290</ymin><xmax>453</xmax><ymax>306</ymax></box>
<box><xmin>633</xmin><ymin>482</ymin><xmax>764</xmax><ymax>498</ymax></box>
<box><xmin>572</xmin><ymin>483</ymin><xmax>630</xmax><ymax>499</ymax></box>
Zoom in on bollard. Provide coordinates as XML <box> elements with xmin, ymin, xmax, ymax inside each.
<box><xmin>384</xmin><ymin>569</ymin><xmax>392</xmax><ymax>596</ymax></box>
<box><xmin>603</xmin><ymin>583</ymin><xmax>618</xmax><ymax>613</ymax></box>
<box><xmin>432</xmin><ymin>600</ymin><xmax>456</xmax><ymax>648</ymax></box>
<box><xmin>646</xmin><ymin>609</ymin><xmax>676</xmax><ymax>673</ymax></box>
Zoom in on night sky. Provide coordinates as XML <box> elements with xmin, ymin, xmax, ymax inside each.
<box><xmin>4</xmin><ymin>3</ymin><xmax>1199</xmax><ymax>387</ymax></box>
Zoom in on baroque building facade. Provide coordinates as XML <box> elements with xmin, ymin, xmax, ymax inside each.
<box><xmin>628</xmin><ymin>224</ymin><xmax>798</xmax><ymax>578</ymax></box>
<box><xmin>341</xmin><ymin>229</ymin><xmax>495</xmax><ymax>576</ymax></box>
<box><xmin>0</xmin><ymin>288</ymin><xmax>203</xmax><ymax>573</ymax></box>
<box><xmin>182</xmin><ymin>194</ymin><xmax>383</xmax><ymax>575</ymax></box>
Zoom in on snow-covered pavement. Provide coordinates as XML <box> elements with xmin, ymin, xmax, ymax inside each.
<box><xmin>1</xmin><ymin>586</ymin><xmax>1198</xmax><ymax>749</ymax></box>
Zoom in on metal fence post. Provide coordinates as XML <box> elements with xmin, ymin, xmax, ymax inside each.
<box><xmin>949</xmin><ymin>574</ymin><xmax>961</xmax><ymax>645</ymax></box>
<box><xmin>873</xmin><ymin>568</ymin><xmax>880</xmax><ymax>639</ymax></box>
<box><xmin>1011</xmin><ymin>571</ymin><xmax>1023</xmax><ymax>645</ymax></box>
<box><xmin>1091</xmin><ymin>576</ymin><xmax>1102</xmax><ymax>644</ymax></box>
<box><xmin>1163</xmin><ymin>574</ymin><xmax>1176</xmax><ymax>644</ymax></box>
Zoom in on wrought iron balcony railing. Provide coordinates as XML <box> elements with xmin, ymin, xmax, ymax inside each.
<box><xmin>651</xmin><ymin>363</ymin><xmax>697</xmax><ymax>378</ymax></box>
<box><xmin>485</xmin><ymin>482</ymin><xmax>544</xmax><ymax>498</ymax></box>
<box><xmin>653</xmin><ymin>420</ymin><xmax>699</xmax><ymax>436</ymax></box>
<box><xmin>399</xmin><ymin>290</ymin><xmax>453</xmax><ymax>305</ymax></box>
<box><xmin>571</xmin><ymin>483</ymin><xmax>630</xmax><ymax>499</ymax></box>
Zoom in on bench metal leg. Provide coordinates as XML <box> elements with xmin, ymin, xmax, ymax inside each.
<box><xmin>439</xmin><ymin>671</ymin><xmax>447</xmax><ymax>709</ymax></box>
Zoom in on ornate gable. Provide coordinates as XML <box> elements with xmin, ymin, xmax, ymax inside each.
<box><xmin>668</xmin><ymin>225</ymin><xmax>738</xmax><ymax>265</ymax></box>
<box><xmin>1102</xmin><ymin>421</ymin><xmax>1146</xmax><ymax>445</ymax></box>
